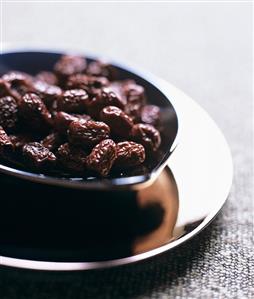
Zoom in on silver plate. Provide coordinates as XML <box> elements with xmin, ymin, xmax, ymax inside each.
<box><xmin>0</xmin><ymin>79</ymin><xmax>233</xmax><ymax>271</ymax></box>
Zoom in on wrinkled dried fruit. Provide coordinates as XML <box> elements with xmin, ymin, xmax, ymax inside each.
<box><xmin>9</xmin><ymin>134</ymin><xmax>34</xmax><ymax>152</ymax></box>
<box><xmin>86</xmin><ymin>61</ymin><xmax>116</xmax><ymax>80</ymax></box>
<box><xmin>33</xmin><ymin>81</ymin><xmax>62</xmax><ymax>108</ymax></box>
<box><xmin>57</xmin><ymin>142</ymin><xmax>87</xmax><ymax>173</ymax></box>
<box><xmin>57</xmin><ymin>89</ymin><xmax>88</xmax><ymax>113</ymax></box>
<box><xmin>54</xmin><ymin>111</ymin><xmax>77</xmax><ymax>134</ymax></box>
<box><xmin>36</xmin><ymin>71</ymin><xmax>58</xmax><ymax>85</ymax></box>
<box><xmin>18</xmin><ymin>93</ymin><xmax>52</xmax><ymax>132</ymax></box>
<box><xmin>86</xmin><ymin>88</ymin><xmax>124</xmax><ymax>119</ymax></box>
<box><xmin>125</xmin><ymin>103</ymin><xmax>141</xmax><ymax>122</ymax></box>
<box><xmin>108</xmin><ymin>82</ymin><xmax>127</xmax><ymax>104</ymax></box>
<box><xmin>141</xmin><ymin>105</ymin><xmax>160</xmax><ymax>127</ymax></box>
<box><xmin>41</xmin><ymin>132</ymin><xmax>63</xmax><ymax>151</ymax></box>
<box><xmin>54</xmin><ymin>111</ymin><xmax>91</xmax><ymax>135</ymax></box>
<box><xmin>2</xmin><ymin>71</ymin><xmax>32</xmax><ymax>83</ymax></box>
<box><xmin>72</xmin><ymin>113</ymin><xmax>91</xmax><ymax>122</ymax></box>
<box><xmin>2</xmin><ymin>71</ymin><xmax>34</xmax><ymax>96</ymax></box>
<box><xmin>0</xmin><ymin>79</ymin><xmax>21</xmax><ymax>102</ymax></box>
<box><xmin>86</xmin><ymin>139</ymin><xmax>117</xmax><ymax>176</ymax></box>
<box><xmin>54</xmin><ymin>55</ymin><xmax>87</xmax><ymax>80</ymax></box>
<box><xmin>0</xmin><ymin>79</ymin><xmax>12</xmax><ymax>97</ymax></box>
<box><xmin>0</xmin><ymin>96</ymin><xmax>18</xmax><ymax>130</ymax></box>
<box><xmin>123</xmin><ymin>82</ymin><xmax>146</xmax><ymax>121</ymax></box>
<box><xmin>123</xmin><ymin>82</ymin><xmax>145</xmax><ymax>104</ymax></box>
<box><xmin>66</xmin><ymin>74</ymin><xmax>109</xmax><ymax>95</ymax></box>
<box><xmin>87</xmin><ymin>76</ymin><xmax>109</xmax><ymax>91</ymax></box>
<box><xmin>0</xmin><ymin>126</ymin><xmax>13</xmax><ymax>155</ymax></box>
<box><xmin>131</xmin><ymin>123</ymin><xmax>161</xmax><ymax>152</ymax></box>
<box><xmin>115</xmin><ymin>141</ymin><xmax>145</xmax><ymax>168</ymax></box>
<box><xmin>100</xmin><ymin>106</ymin><xmax>133</xmax><ymax>138</ymax></box>
<box><xmin>23</xmin><ymin>142</ymin><xmax>56</xmax><ymax>169</ymax></box>
<box><xmin>65</xmin><ymin>74</ymin><xmax>89</xmax><ymax>90</ymax></box>
<box><xmin>68</xmin><ymin>120</ymin><xmax>110</xmax><ymax>148</ymax></box>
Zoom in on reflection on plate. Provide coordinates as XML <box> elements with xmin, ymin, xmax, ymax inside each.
<box><xmin>0</xmin><ymin>168</ymin><xmax>179</xmax><ymax>263</ymax></box>
<box><xmin>133</xmin><ymin>169</ymin><xmax>179</xmax><ymax>254</ymax></box>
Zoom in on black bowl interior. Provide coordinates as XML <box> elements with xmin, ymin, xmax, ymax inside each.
<box><xmin>0</xmin><ymin>51</ymin><xmax>178</xmax><ymax>188</ymax></box>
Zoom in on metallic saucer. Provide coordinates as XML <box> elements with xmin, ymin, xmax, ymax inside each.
<box><xmin>0</xmin><ymin>76</ymin><xmax>233</xmax><ymax>271</ymax></box>
<box><xmin>0</xmin><ymin>50</ymin><xmax>233</xmax><ymax>270</ymax></box>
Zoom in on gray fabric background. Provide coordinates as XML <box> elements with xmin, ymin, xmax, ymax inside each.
<box><xmin>0</xmin><ymin>2</ymin><xmax>253</xmax><ymax>298</ymax></box>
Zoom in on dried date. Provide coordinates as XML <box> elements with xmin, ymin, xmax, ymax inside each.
<box><xmin>9</xmin><ymin>134</ymin><xmax>34</xmax><ymax>152</ymax></box>
<box><xmin>86</xmin><ymin>61</ymin><xmax>116</xmax><ymax>80</ymax></box>
<box><xmin>123</xmin><ymin>82</ymin><xmax>146</xmax><ymax>121</ymax></box>
<box><xmin>131</xmin><ymin>123</ymin><xmax>161</xmax><ymax>152</ymax></box>
<box><xmin>18</xmin><ymin>93</ymin><xmax>52</xmax><ymax>132</ymax></box>
<box><xmin>68</xmin><ymin>120</ymin><xmax>110</xmax><ymax>148</ymax></box>
<box><xmin>54</xmin><ymin>55</ymin><xmax>87</xmax><ymax>81</ymax></box>
<box><xmin>141</xmin><ymin>105</ymin><xmax>160</xmax><ymax>127</ymax></box>
<box><xmin>86</xmin><ymin>139</ymin><xmax>117</xmax><ymax>176</ymax></box>
<box><xmin>0</xmin><ymin>79</ymin><xmax>21</xmax><ymax>102</ymax></box>
<box><xmin>0</xmin><ymin>96</ymin><xmax>18</xmax><ymax>130</ymax></box>
<box><xmin>41</xmin><ymin>132</ymin><xmax>63</xmax><ymax>151</ymax></box>
<box><xmin>108</xmin><ymin>82</ymin><xmax>126</xmax><ymax>104</ymax></box>
<box><xmin>0</xmin><ymin>79</ymin><xmax>12</xmax><ymax>97</ymax></box>
<box><xmin>2</xmin><ymin>71</ymin><xmax>33</xmax><ymax>85</ymax></box>
<box><xmin>57</xmin><ymin>142</ymin><xmax>87</xmax><ymax>173</ymax></box>
<box><xmin>115</xmin><ymin>141</ymin><xmax>145</xmax><ymax>168</ymax></box>
<box><xmin>54</xmin><ymin>111</ymin><xmax>91</xmax><ymax>135</ymax></box>
<box><xmin>2</xmin><ymin>71</ymin><xmax>34</xmax><ymax>96</ymax></box>
<box><xmin>66</xmin><ymin>74</ymin><xmax>109</xmax><ymax>95</ymax></box>
<box><xmin>23</xmin><ymin>142</ymin><xmax>56</xmax><ymax>169</ymax></box>
<box><xmin>0</xmin><ymin>126</ymin><xmax>13</xmax><ymax>156</ymax></box>
<box><xmin>86</xmin><ymin>88</ymin><xmax>124</xmax><ymax>119</ymax></box>
<box><xmin>123</xmin><ymin>82</ymin><xmax>145</xmax><ymax>104</ymax></box>
<box><xmin>33</xmin><ymin>81</ymin><xmax>62</xmax><ymax>108</ymax></box>
<box><xmin>36</xmin><ymin>71</ymin><xmax>58</xmax><ymax>86</ymax></box>
<box><xmin>57</xmin><ymin>89</ymin><xmax>88</xmax><ymax>113</ymax></box>
<box><xmin>100</xmin><ymin>106</ymin><xmax>133</xmax><ymax>138</ymax></box>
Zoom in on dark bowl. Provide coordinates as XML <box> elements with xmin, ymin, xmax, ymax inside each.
<box><xmin>0</xmin><ymin>51</ymin><xmax>178</xmax><ymax>190</ymax></box>
<box><xmin>0</xmin><ymin>50</ymin><xmax>180</xmax><ymax>267</ymax></box>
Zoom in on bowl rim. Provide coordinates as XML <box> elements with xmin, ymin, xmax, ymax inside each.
<box><xmin>0</xmin><ymin>49</ymin><xmax>180</xmax><ymax>190</ymax></box>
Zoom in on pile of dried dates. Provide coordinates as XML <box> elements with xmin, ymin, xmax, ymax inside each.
<box><xmin>0</xmin><ymin>55</ymin><xmax>162</xmax><ymax>177</ymax></box>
